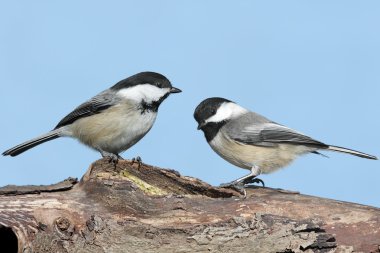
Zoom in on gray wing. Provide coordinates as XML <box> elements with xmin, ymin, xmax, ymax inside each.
<box><xmin>54</xmin><ymin>89</ymin><xmax>119</xmax><ymax>129</ymax></box>
<box><xmin>226</xmin><ymin>112</ymin><xmax>328</xmax><ymax>148</ymax></box>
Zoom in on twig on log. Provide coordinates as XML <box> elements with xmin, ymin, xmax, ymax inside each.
<box><xmin>0</xmin><ymin>177</ymin><xmax>78</xmax><ymax>196</ymax></box>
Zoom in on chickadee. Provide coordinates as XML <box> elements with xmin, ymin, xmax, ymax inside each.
<box><xmin>194</xmin><ymin>97</ymin><xmax>377</xmax><ymax>187</ymax></box>
<box><xmin>3</xmin><ymin>72</ymin><xmax>181</xmax><ymax>162</ymax></box>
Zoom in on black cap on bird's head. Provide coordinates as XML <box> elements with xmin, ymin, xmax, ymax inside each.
<box><xmin>111</xmin><ymin>71</ymin><xmax>182</xmax><ymax>94</ymax></box>
<box><xmin>194</xmin><ymin>97</ymin><xmax>232</xmax><ymax>130</ymax></box>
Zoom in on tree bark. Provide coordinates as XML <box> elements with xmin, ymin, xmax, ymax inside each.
<box><xmin>0</xmin><ymin>159</ymin><xmax>379</xmax><ymax>253</ymax></box>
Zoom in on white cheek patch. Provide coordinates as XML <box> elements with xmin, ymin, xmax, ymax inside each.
<box><xmin>117</xmin><ymin>84</ymin><xmax>170</xmax><ymax>103</ymax></box>
<box><xmin>206</xmin><ymin>102</ymin><xmax>248</xmax><ymax>123</ymax></box>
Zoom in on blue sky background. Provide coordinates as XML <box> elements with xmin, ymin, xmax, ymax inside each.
<box><xmin>0</xmin><ymin>1</ymin><xmax>379</xmax><ymax>207</ymax></box>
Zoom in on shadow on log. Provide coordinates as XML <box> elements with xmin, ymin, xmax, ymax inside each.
<box><xmin>0</xmin><ymin>159</ymin><xmax>379</xmax><ymax>253</ymax></box>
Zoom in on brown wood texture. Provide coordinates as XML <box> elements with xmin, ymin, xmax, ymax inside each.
<box><xmin>0</xmin><ymin>159</ymin><xmax>379</xmax><ymax>253</ymax></box>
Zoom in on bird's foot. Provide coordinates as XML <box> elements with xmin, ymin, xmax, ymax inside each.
<box><xmin>130</xmin><ymin>156</ymin><xmax>143</xmax><ymax>168</ymax></box>
<box><xmin>242</xmin><ymin>177</ymin><xmax>265</xmax><ymax>187</ymax></box>
<box><xmin>100</xmin><ymin>151</ymin><xmax>121</xmax><ymax>167</ymax></box>
<box><xmin>107</xmin><ymin>154</ymin><xmax>119</xmax><ymax>165</ymax></box>
<box><xmin>219</xmin><ymin>176</ymin><xmax>265</xmax><ymax>198</ymax></box>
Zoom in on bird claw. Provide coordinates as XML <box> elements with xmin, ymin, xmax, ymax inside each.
<box><xmin>99</xmin><ymin>150</ymin><xmax>121</xmax><ymax>165</ymax></box>
<box><xmin>131</xmin><ymin>156</ymin><xmax>143</xmax><ymax>168</ymax></box>
<box><xmin>219</xmin><ymin>176</ymin><xmax>265</xmax><ymax>197</ymax></box>
<box><xmin>107</xmin><ymin>154</ymin><xmax>119</xmax><ymax>165</ymax></box>
<box><xmin>242</xmin><ymin>177</ymin><xmax>265</xmax><ymax>187</ymax></box>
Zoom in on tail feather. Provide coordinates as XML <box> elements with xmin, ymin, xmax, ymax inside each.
<box><xmin>328</xmin><ymin>145</ymin><xmax>377</xmax><ymax>160</ymax></box>
<box><xmin>2</xmin><ymin>130</ymin><xmax>61</xmax><ymax>157</ymax></box>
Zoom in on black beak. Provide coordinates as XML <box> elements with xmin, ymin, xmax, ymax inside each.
<box><xmin>197</xmin><ymin>121</ymin><xmax>206</xmax><ymax>130</ymax></box>
<box><xmin>170</xmin><ymin>87</ymin><xmax>182</xmax><ymax>94</ymax></box>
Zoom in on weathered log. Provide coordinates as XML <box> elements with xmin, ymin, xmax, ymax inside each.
<box><xmin>0</xmin><ymin>159</ymin><xmax>379</xmax><ymax>253</ymax></box>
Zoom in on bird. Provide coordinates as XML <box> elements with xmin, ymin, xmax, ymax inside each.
<box><xmin>194</xmin><ymin>97</ymin><xmax>377</xmax><ymax>188</ymax></box>
<box><xmin>3</xmin><ymin>71</ymin><xmax>181</xmax><ymax>162</ymax></box>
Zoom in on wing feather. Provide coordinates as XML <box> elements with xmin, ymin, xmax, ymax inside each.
<box><xmin>54</xmin><ymin>90</ymin><xmax>118</xmax><ymax>129</ymax></box>
<box><xmin>226</xmin><ymin>113</ymin><xmax>327</xmax><ymax>148</ymax></box>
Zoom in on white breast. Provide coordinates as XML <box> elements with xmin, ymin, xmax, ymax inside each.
<box><xmin>68</xmin><ymin>103</ymin><xmax>157</xmax><ymax>154</ymax></box>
